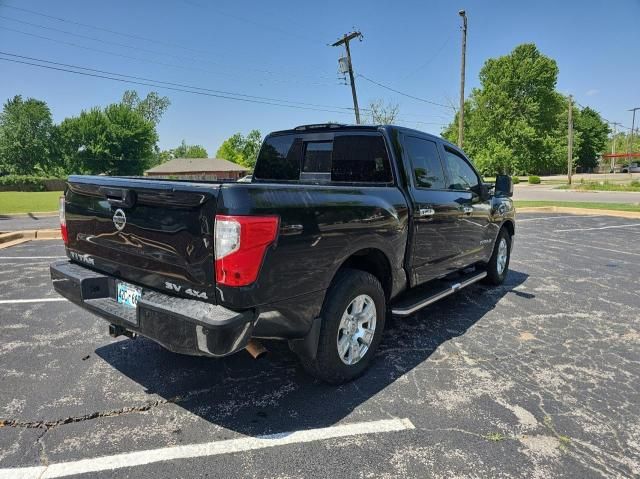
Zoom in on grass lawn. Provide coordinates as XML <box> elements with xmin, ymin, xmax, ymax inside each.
<box><xmin>555</xmin><ymin>181</ymin><xmax>640</xmax><ymax>192</ymax></box>
<box><xmin>515</xmin><ymin>200</ymin><xmax>640</xmax><ymax>212</ymax></box>
<box><xmin>0</xmin><ymin>191</ymin><xmax>62</xmax><ymax>214</ymax></box>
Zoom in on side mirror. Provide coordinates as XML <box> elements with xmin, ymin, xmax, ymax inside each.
<box><xmin>495</xmin><ymin>174</ymin><xmax>513</xmax><ymax>197</ymax></box>
<box><xmin>477</xmin><ymin>183</ymin><xmax>491</xmax><ymax>201</ymax></box>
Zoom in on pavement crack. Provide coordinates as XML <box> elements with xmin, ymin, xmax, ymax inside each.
<box><xmin>0</xmin><ymin>398</ymin><xmax>173</xmax><ymax>431</ymax></box>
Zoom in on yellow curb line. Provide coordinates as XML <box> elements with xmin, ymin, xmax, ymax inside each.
<box><xmin>0</xmin><ymin>211</ymin><xmax>58</xmax><ymax>218</ymax></box>
<box><xmin>0</xmin><ymin>229</ymin><xmax>61</xmax><ymax>248</ymax></box>
<box><xmin>517</xmin><ymin>206</ymin><xmax>640</xmax><ymax>219</ymax></box>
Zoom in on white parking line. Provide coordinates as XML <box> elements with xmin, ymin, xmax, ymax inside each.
<box><xmin>0</xmin><ymin>418</ymin><xmax>415</xmax><ymax>479</ymax></box>
<box><xmin>0</xmin><ymin>298</ymin><xmax>66</xmax><ymax>304</ymax></box>
<box><xmin>517</xmin><ymin>215</ymin><xmax>606</xmax><ymax>222</ymax></box>
<box><xmin>553</xmin><ymin>223</ymin><xmax>640</xmax><ymax>233</ymax></box>
<box><xmin>0</xmin><ymin>256</ymin><xmax>65</xmax><ymax>259</ymax></box>
<box><xmin>542</xmin><ymin>237</ymin><xmax>640</xmax><ymax>257</ymax></box>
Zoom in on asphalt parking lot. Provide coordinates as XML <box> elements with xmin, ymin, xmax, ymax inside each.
<box><xmin>1</xmin><ymin>213</ymin><xmax>639</xmax><ymax>478</ymax></box>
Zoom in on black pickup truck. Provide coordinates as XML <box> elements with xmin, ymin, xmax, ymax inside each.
<box><xmin>51</xmin><ymin>124</ymin><xmax>515</xmax><ymax>383</ymax></box>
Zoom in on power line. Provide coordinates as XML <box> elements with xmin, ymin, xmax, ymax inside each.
<box><xmin>0</xmin><ymin>51</ymin><xmax>357</xmax><ymax>111</ymax></box>
<box><xmin>0</xmin><ymin>26</ymin><xmax>338</xmax><ymax>88</ymax></box>
<box><xmin>178</xmin><ymin>0</ymin><xmax>320</xmax><ymax>44</ymax></box>
<box><xmin>357</xmin><ymin>73</ymin><xmax>455</xmax><ymax>110</ymax></box>
<box><xmin>0</xmin><ymin>53</ymin><xmax>449</xmax><ymax>127</ymax></box>
<box><xmin>1</xmin><ymin>3</ymin><xmax>208</xmax><ymax>54</ymax></box>
<box><xmin>573</xmin><ymin>100</ymin><xmax>632</xmax><ymax>131</ymax></box>
<box><xmin>0</xmin><ymin>18</ymin><xmax>337</xmax><ymax>86</ymax></box>
<box><xmin>2</xmin><ymin>3</ymin><xmax>337</xmax><ymax>82</ymax></box>
<box><xmin>1</xmin><ymin>3</ymin><xmax>455</xmax><ymax>124</ymax></box>
<box><xmin>401</xmin><ymin>34</ymin><xmax>453</xmax><ymax>81</ymax></box>
<box><xmin>0</xmin><ymin>56</ymin><xmax>359</xmax><ymax>115</ymax></box>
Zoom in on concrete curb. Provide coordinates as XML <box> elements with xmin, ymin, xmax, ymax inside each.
<box><xmin>517</xmin><ymin>206</ymin><xmax>640</xmax><ymax>219</ymax></box>
<box><xmin>0</xmin><ymin>229</ymin><xmax>61</xmax><ymax>248</ymax></box>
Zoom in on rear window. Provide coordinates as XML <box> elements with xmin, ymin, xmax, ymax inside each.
<box><xmin>254</xmin><ymin>133</ymin><xmax>392</xmax><ymax>183</ymax></box>
<box><xmin>253</xmin><ymin>135</ymin><xmax>302</xmax><ymax>181</ymax></box>
<box><xmin>301</xmin><ymin>141</ymin><xmax>332</xmax><ymax>182</ymax></box>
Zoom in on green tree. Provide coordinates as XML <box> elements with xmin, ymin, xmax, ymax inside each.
<box><xmin>216</xmin><ymin>130</ymin><xmax>262</xmax><ymax>168</ymax></box>
<box><xmin>0</xmin><ymin>95</ymin><xmax>56</xmax><ymax>175</ymax></box>
<box><xmin>573</xmin><ymin>107</ymin><xmax>610</xmax><ymax>170</ymax></box>
<box><xmin>443</xmin><ymin>44</ymin><xmax>566</xmax><ymax>175</ymax></box>
<box><xmin>173</xmin><ymin>140</ymin><xmax>208</xmax><ymax>158</ymax></box>
<box><xmin>121</xmin><ymin>90</ymin><xmax>171</xmax><ymax>125</ymax></box>
<box><xmin>60</xmin><ymin>103</ymin><xmax>158</xmax><ymax>175</ymax></box>
<box><xmin>605</xmin><ymin>131</ymin><xmax>640</xmax><ymax>168</ymax></box>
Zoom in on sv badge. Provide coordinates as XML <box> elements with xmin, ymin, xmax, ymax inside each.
<box><xmin>164</xmin><ymin>281</ymin><xmax>208</xmax><ymax>299</ymax></box>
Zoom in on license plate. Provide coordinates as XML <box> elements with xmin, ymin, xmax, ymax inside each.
<box><xmin>116</xmin><ymin>282</ymin><xmax>141</xmax><ymax>308</ymax></box>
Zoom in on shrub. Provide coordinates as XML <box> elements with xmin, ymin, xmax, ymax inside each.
<box><xmin>528</xmin><ymin>175</ymin><xmax>541</xmax><ymax>184</ymax></box>
<box><xmin>0</xmin><ymin>175</ymin><xmax>66</xmax><ymax>192</ymax></box>
<box><xmin>511</xmin><ymin>176</ymin><xmax>520</xmax><ymax>184</ymax></box>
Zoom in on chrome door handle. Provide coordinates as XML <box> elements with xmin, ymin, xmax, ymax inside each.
<box><xmin>418</xmin><ymin>208</ymin><xmax>435</xmax><ymax>218</ymax></box>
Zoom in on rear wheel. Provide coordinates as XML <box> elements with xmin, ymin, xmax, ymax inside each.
<box><xmin>483</xmin><ymin>228</ymin><xmax>511</xmax><ymax>285</ymax></box>
<box><xmin>300</xmin><ymin>269</ymin><xmax>385</xmax><ymax>384</ymax></box>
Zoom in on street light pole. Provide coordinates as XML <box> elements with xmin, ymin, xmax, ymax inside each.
<box><xmin>611</xmin><ymin>122</ymin><xmax>621</xmax><ymax>172</ymax></box>
<box><xmin>629</xmin><ymin>107</ymin><xmax>639</xmax><ymax>176</ymax></box>
<box><xmin>458</xmin><ymin>10</ymin><xmax>467</xmax><ymax>148</ymax></box>
<box><xmin>567</xmin><ymin>95</ymin><xmax>574</xmax><ymax>185</ymax></box>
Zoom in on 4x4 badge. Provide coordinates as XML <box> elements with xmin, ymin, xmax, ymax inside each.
<box><xmin>113</xmin><ymin>208</ymin><xmax>126</xmax><ymax>231</ymax></box>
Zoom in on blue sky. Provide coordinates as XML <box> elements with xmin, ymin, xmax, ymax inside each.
<box><xmin>0</xmin><ymin>0</ymin><xmax>638</xmax><ymax>154</ymax></box>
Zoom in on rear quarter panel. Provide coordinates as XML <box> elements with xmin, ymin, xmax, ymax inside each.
<box><xmin>215</xmin><ymin>183</ymin><xmax>409</xmax><ymax>313</ymax></box>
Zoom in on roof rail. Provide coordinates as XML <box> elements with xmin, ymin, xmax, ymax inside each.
<box><xmin>293</xmin><ymin>123</ymin><xmax>347</xmax><ymax>131</ymax></box>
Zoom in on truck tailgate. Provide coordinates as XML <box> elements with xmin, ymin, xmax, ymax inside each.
<box><xmin>64</xmin><ymin>176</ymin><xmax>219</xmax><ymax>303</ymax></box>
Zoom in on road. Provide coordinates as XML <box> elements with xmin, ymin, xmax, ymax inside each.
<box><xmin>0</xmin><ymin>213</ymin><xmax>639</xmax><ymax>478</ymax></box>
<box><xmin>0</xmin><ymin>214</ymin><xmax>58</xmax><ymax>232</ymax></box>
<box><xmin>1</xmin><ymin>183</ymin><xmax>639</xmax><ymax>235</ymax></box>
<box><xmin>514</xmin><ymin>184</ymin><xmax>640</xmax><ymax>203</ymax></box>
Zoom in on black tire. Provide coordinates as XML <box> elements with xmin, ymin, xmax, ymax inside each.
<box><xmin>300</xmin><ymin>268</ymin><xmax>386</xmax><ymax>384</ymax></box>
<box><xmin>483</xmin><ymin>228</ymin><xmax>512</xmax><ymax>285</ymax></box>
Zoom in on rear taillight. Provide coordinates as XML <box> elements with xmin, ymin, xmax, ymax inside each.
<box><xmin>59</xmin><ymin>196</ymin><xmax>68</xmax><ymax>245</ymax></box>
<box><xmin>214</xmin><ymin>215</ymin><xmax>279</xmax><ymax>287</ymax></box>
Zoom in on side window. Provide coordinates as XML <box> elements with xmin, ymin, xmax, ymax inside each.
<box><xmin>444</xmin><ymin>149</ymin><xmax>479</xmax><ymax>190</ymax></box>
<box><xmin>404</xmin><ymin>136</ymin><xmax>446</xmax><ymax>189</ymax></box>
<box><xmin>332</xmin><ymin>134</ymin><xmax>392</xmax><ymax>182</ymax></box>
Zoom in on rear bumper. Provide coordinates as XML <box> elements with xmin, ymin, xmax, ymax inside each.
<box><xmin>50</xmin><ymin>260</ymin><xmax>255</xmax><ymax>357</ymax></box>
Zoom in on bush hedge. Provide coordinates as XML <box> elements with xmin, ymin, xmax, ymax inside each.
<box><xmin>528</xmin><ymin>175</ymin><xmax>541</xmax><ymax>184</ymax></box>
<box><xmin>0</xmin><ymin>175</ymin><xmax>67</xmax><ymax>192</ymax></box>
<box><xmin>511</xmin><ymin>176</ymin><xmax>520</xmax><ymax>184</ymax></box>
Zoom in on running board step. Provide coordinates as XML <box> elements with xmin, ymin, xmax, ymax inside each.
<box><xmin>391</xmin><ymin>271</ymin><xmax>487</xmax><ymax>317</ymax></box>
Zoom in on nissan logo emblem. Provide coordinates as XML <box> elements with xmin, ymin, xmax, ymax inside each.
<box><xmin>113</xmin><ymin>208</ymin><xmax>127</xmax><ymax>231</ymax></box>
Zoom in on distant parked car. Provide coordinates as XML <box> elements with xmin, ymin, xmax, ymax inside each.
<box><xmin>237</xmin><ymin>174</ymin><xmax>252</xmax><ymax>182</ymax></box>
<box><xmin>621</xmin><ymin>163</ymin><xmax>640</xmax><ymax>173</ymax></box>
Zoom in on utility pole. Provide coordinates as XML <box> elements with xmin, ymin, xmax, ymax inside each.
<box><xmin>611</xmin><ymin>122</ymin><xmax>621</xmax><ymax>172</ymax></box>
<box><xmin>458</xmin><ymin>10</ymin><xmax>468</xmax><ymax>148</ymax></box>
<box><xmin>567</xmin><ymin>95</ymin><xmax>574</xmax><ymax>185</ymax></box>
<box><xmin>332</xmin><ymin>31</ymin><xmax>363</xmax><ymax>124</ymax></box>
<box><xmin>629</xmin><ymin>107</ymin><xmax>639</xmax><ymax>176</ymax></box>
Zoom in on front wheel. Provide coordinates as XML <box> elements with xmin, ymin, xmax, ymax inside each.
<box><xmin>483</xmin><ymin>228</ymin><xmax>512</xmax><ymax>285</ymax></box>
<box><xmin>300</xmin><ymin>269</ymin><xmax>386</xmax><ymax>384</ymax></box>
